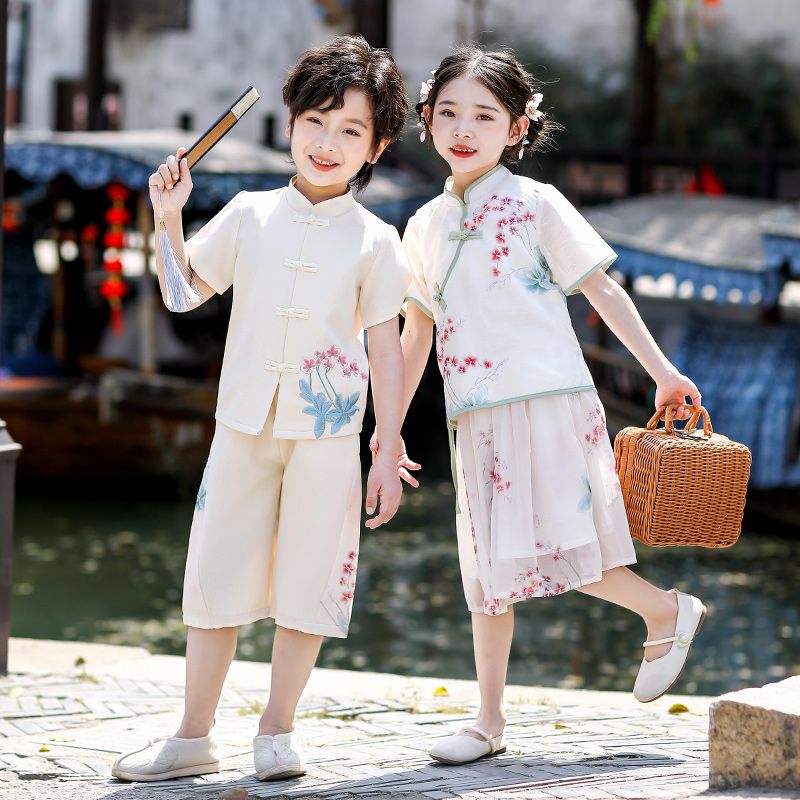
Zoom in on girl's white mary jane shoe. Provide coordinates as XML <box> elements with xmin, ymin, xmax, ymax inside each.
<box><xmin>430</xmin><ymin>726</ymin><xmax>506</xmax><ymax>765</ymax></box>
<box><xmin>633</xmin><ymin>589</ymin><xmax>707</xmax><ymax>703</ymax></box>
<box><xmin>253</xmin><ymin>732</ymin><xmax>306</xmax><ymax>781</ymax></box>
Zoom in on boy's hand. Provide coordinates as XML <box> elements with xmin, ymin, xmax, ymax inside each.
<box><xmin>149</xmin><ymin>146</ymin><xmax>193</xmax><ymax>214</ymax></box>
<box><xmin>364</xmin><ymin>456</ymin><xmax>402</xmax><ymax>529</ymax></box>
<box><xmin>369</xmin><ymin>433</ymin><xmax>421</xmax><ymax>488</ymax></box>
<box><xmin>654</xmin><ymin>369</ymin><xmax>702</xmax><ymax>421</ymax></box>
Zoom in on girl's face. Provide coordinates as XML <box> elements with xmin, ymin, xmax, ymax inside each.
<box><xmin>288</xmin><ymin>87</ymin><xmax>388</xmax><ymax>203</ymax></box>
<box><xmin>426</xmin><ymin>74</ymin><xmax>527</xmax><ymax>186</ymax></box>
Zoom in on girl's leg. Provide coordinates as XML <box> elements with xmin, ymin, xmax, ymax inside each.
<box><xmin>469</xmin><ymin>606</ymin><xmax>515</xmax><ymax>738</ymax></box>
<box><xmin>175</xmin><ymin>626</ymin><xmax>239</xmax><ymax>738</ymax></box>
<box><xmin>576</xmin><ymin>566</ymin><xmax>678</xmax><ymax>660</ymax></box>
<box><xmin>258</xmin><ymin>626</ymin><xmax>324</xmax><ymax>736</ymax></box>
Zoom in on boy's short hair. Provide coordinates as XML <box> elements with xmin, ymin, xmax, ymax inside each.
<box><xmin>282</xmin><ymin>35</ymin><xmax>409</xmax><ymax>192</ymax></box>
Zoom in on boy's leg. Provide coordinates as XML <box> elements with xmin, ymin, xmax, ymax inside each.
<box><xmin>470</xmin><ymin>607</ymin><xmax>514</xmax><ymax>739</ymax></box>
<box><xmin>258</xmin><ymin>626</ymin><xmax>323</xmax><ymax>735</ymax></box>
<box><xmin>576</xmin><ymin>566</ymin><xmax>678</xmax><ymax>660</ymax></box>
<box><xmin>260</xmin><ymin>432</ymin><xmax>361</xmax><ymax>732</ymax></box>
<box><xmin>175</xmin><ymin>626</ymin><xmax>238</xmax><ymax>738</ymax></box>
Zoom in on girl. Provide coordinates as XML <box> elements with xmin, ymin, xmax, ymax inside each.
<box><xmin>112</xmin><ymin>36</ymin><xmax>410</xmax><ymax>782</ymax></box>
<box><xmin>396</xmin><ymin>47</ymin><xmax>707</xmax><ymax>764</ymax></box>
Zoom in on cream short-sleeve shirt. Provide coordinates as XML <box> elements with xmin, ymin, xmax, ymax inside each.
<box><xmin>404</xmin><ymin>165</ymin><xmax>616</xmax><ymax>426</ymax></box>
<box><xmin>186</xmin><ymin>179</ymin><xmax>409</xmax><ymax>438</ymax></box>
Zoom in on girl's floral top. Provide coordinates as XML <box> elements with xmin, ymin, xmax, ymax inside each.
<box><xmin>404</xmin><ymin>166</ymin><xmax>617</xmax><ymax>425</ymax></box>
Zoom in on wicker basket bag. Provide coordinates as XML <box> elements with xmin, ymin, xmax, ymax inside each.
<box><xmin>613</xmin><ymin>404</ymin><xmax>751</xmax><ymax>547</ymax></box>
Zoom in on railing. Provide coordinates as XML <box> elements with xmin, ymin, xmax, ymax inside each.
<box><xmin>0</xmin><ymin>420</ymin><xmax>22</xmax><ymax>675</ymax></box>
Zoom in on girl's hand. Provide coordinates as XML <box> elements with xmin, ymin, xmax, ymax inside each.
<box><xmin>654</xmin><ymin>369</ymin><xmax>702</xmax><ymax>421</ymax></box>
<box><xmin>148</xmin><ymin>146</ymin><xmax>192</xmax><ymax>214</ymax></box>
<box><xmin>364</xmin><ymin>456</ymin><xmax>402</xmax><ymax>529</ymax></box>
<box><xmin>369</xmin><ymin>432</ymin><xmax>421</xmax><ymax>488</ymax></box>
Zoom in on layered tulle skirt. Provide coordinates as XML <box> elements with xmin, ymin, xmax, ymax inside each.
<box><xmin>454</xmin><ymin>390</ymin><xmax>637</xmax><ymax>616</ymax></box>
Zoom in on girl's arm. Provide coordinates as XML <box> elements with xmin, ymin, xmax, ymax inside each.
<box><xmin>149</xmin><ymin>147</ymin><xmax>215</xmax><ymax>311</ymax></box>
<box><xmin>369</xmin><ymin>304</ymin><xmax>432</xmax><ymax>484</ymax></box>
<box><xmin>579</xmin><ymin>270</ymin><xmax>701</xmax><ymax>419</ymax></box>
<box><xmin>364</xmin><ymin>316</ymin><xmax>404</xmax><ymax>529</ymax></box>
<box><xmin>400</xmin><ymin>304</ymin><xmax>434</xmax><ymax>419</ymax></box>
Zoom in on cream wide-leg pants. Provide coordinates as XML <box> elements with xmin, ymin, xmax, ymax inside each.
<box><xmin>182</xmin><ymin>402</ymin><xmax>362</xmax><ymax>638</ymax></box>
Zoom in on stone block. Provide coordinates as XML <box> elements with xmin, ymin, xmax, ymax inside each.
<box><xmin>709</xmin><ymin>675</ymin><xmax>800</xmax><ymax>789</ymax></box>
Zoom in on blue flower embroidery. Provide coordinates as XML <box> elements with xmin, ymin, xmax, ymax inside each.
<box><xmin>517</xmin><ymin>249</ymin><xmax>556</xmax><ymax>293</ymax></box>
<box><xmin>300</xmin><ymin>379</ymin><xmax>335</xmax><ymax>439</ymax></box>
<box><xmin>195</xmin><ymin>471</ymin><xmax>207</xmax><ymax>512</ymax></box>
<box><xmin>329</xmin><ymin>392</ymin><xmax>361</xmax><ymax>434</ymax></box>
<box><xmin>576</xmin><ymin>475</ymin><xmax>593</xmax><ymax>512</ymax></box>
<box><xmin>298</xmin><ymin>346</ymin><xmax>366</xmax><ymax>437</ymax></box>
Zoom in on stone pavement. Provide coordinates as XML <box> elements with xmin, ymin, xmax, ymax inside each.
<box><xmin>0</xmin><ymin>639</ymin><xmax>797</xmax><ymax>800</ymax></box>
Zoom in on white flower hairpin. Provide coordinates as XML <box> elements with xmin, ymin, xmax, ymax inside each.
<box><xmin>519</xmin><ymin>93</ymin><xmax>544</xmax><ymax>159</ymax></box>
<box><xmin>525</xmin><ymin>92</ymin><xmax>544</xmax><ymax>121</ymax></box>
<box><xmin>418</xmin><ymin>71</ymin><xmax>436</xmax><ymax>142</ymax></box>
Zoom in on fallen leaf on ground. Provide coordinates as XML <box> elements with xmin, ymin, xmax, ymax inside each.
<box><xmin>668</xmin><ymin>703</ymin><xmax>689</xmax><ymax>714</ymax></box>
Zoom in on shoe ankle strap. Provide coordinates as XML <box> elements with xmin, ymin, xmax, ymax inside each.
<box><xmin>643</xmin><ymin>631</ymin><xmax>692</xmax><ymax>647</ymax></box>
<box><xmin>458</xmin><ymin>726</ymin><xmax>501</xmax><ymax>751</ymax></box>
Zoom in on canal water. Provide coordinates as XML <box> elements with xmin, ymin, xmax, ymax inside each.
<box><xmin>10</xmin><ymin>479</ymin><xmax>799</xmax><ymax>696</ymax></box>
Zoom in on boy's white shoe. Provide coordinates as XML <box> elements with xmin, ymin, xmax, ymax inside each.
<box><xmin>111</xmin><ymin>734</ymin><xmax>219</xmax><ymax>782</ymax></box>
<box><xmin>430</xmin><ymin>726</ymin><xmax>506</xmax><ymax>765</ymax></box>
<box><xmin>633</xmin><ymin>589</ymin><xmax>707</xmax><ymax>703</ymax></box>
<box><xmin>253</xmin><ymin>732</ymin><xmax>306</xmax><ymax>781</ymax></box>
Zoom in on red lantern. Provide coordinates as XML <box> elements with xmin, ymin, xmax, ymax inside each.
<box><xmin>104</xmin><ymin>207</ymin><xmax>131</xmax><ymax>226</ymax></box>
<box><xmin>103</xmin><ymin>230</ymin><xmax>125</xmax><ymax>248</ymax></box>
<box><xmin>102</xmin><ymin>258</ymin><xmax>123</xmax><ymax>274</ymax></box>
<box><xmin>106</xmin><ymin>183</ymin><xmax>131</xmax><ymax>202</ymax></box>
<box><xmin>100</xmin><ymin>182</ymin><xmax>133</xmax><ymax>335</ymax></box>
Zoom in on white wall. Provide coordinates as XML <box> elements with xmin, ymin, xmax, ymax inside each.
<box><xmin>19</xmin><ymin>0</ymin><xmax>330</xmax><ymax>140</ymax></box>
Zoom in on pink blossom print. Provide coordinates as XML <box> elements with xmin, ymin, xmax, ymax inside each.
<box><xmin>583</xmin><ymin>405</ymin><xmax>608</xmax><ymax>448</ymax></box>
<box><xmin>435</xmin><ymin>318</ymin><xmax>506</xmax><ymax>416</ymax></box>
<box><xmin>461</xmin><ymin>194</ymin><xmax>556</xmax><ymax>293</ymax></box>
<box><xmin>324</xmin><ymin>549</ymin><xmax>359</xmax><ymax>635</ymax></box>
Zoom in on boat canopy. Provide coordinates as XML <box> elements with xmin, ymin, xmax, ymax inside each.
<box><xmin>585</xmin><ymin>195</ymin><xmax>800</xmax><ymax>306</ymax></box>
<box><xmin>3</xmin><ymin>129</ymin><xmax>430</xmax><ymax>224</ymax></box>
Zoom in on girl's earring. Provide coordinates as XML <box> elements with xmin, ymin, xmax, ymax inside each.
<box><xmin>518</xmin><ymin>138</ymin><xmax>529</xmax><ymax>160</ymax></box>
<box><xmin>418</xmin><ymin>121</ymin><xmax>426</xmax><ymax>143</ymax></box>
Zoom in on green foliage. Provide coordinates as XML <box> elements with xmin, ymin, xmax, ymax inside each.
<box><xmin>659</xmin><ymin>38</ymin><xmax>800</xmax><ymax>149</ymax></box>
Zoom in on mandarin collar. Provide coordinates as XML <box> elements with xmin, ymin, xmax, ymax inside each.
<box><xmin>284</xmin><ymin>176</ymin><xmax>357</xmax><ymax>218</ymax></box>
<box><xmin>443</xmin><ymin>165</ymin><xmax>511</xmax><ymax>209</ymax></box>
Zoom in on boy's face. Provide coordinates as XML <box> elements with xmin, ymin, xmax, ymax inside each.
<box><xmin>426</xmin><ymin>74</ymin><xmax>527</xmax><ymax>181</ymax></box>
<box><xmin>288</xmin><ymin>87</ymin><xmax>388</xmax><ymax>201</ymax></box>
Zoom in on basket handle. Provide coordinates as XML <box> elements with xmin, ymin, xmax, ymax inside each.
<box><xmin>647</xmin><ymin>404</ymin><xmax>713</xmax><ymax>437</ymax></box>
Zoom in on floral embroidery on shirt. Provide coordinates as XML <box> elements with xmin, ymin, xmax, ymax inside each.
<box><xmin>516</xmin><ymin>247</ymin><xmax>556</xmax><ymax>293</ymax></box>
<box><xmin>461</xmin><ymin>193</ymin><xmax>556</xmax><ymax>293</ymax></box>
<box><xmin>299</xmin><ymin>345</ymin><xmax>367</xmax><ymax>438</ymax></box>
<box><xmin>435</xmin><ymin>319</ymin><xmax>506</xmax><ymax>414</ymax></box>
<box><xmin>195</xmin><ymin>470</ymin><xmax>207</xmax><ymax>512</ymax></box>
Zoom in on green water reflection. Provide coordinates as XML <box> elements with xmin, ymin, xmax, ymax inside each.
<box><xmin>11</xmin><ymin>482</ymin><xmax>800</xmax><ymax>696</ymax></box>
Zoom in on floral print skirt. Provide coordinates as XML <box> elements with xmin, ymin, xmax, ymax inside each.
<box><xmin>454</xmin><ymin>389</ymin><xmax>637</xmax><ymax>616</ymax></box>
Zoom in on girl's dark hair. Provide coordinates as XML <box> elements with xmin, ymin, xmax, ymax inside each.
<box><xmin>416</xmin><ymin>45</ymin><xmax>559</xmax><ymax>168</ymax></box>
<box><xmin>283</xmin><ymin>35</ymin><xmax>409</xmax><ymax>192</ymax></box>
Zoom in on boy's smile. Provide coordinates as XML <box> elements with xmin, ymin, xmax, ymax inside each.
<box><xmin>288</xmin><ymin>87</ymin><xmax>388</xmax><ymax>204</ymax></box>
